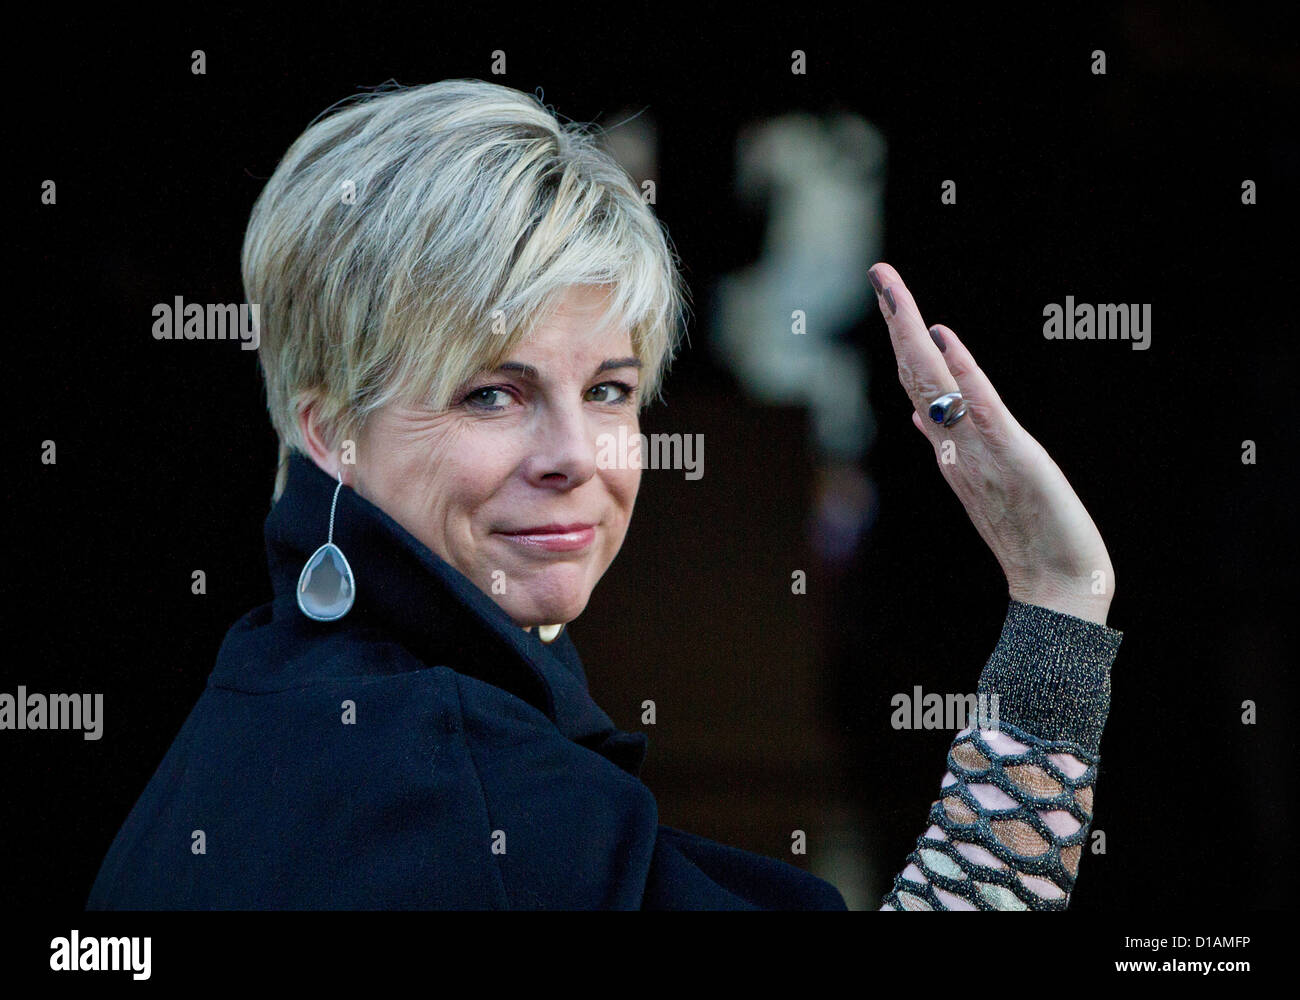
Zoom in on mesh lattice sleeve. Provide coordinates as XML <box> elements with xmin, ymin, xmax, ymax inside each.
<box><xmin>881</xmin><ymin>599</ymin><xmax>1123</xmax><ymax>911</ymax></box>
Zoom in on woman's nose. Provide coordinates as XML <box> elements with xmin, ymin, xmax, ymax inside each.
<box><xmin>524</xmin><ymin>402</ymin><xmax>599</xmax><ymax>487</ymax></box>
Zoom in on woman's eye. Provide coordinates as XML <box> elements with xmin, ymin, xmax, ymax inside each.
<box><xmin>464</xmin><ymin>386</ymin><xmax>512</xmax><ymax>409</ymax></box>
<box><xmin>587</xmin><ymin>381</ymin><xmax>636</xmax><ymax>404</ymax></box>
<box><xmin>463</xmin><ymin>381</ymin><xmax>636</xmax><ymax>410</ymax></box>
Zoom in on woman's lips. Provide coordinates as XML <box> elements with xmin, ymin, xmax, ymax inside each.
<box><xmin>496</xmin><ymin>524</ymin><xmax>596</xmax><ymax>552</ymax></box>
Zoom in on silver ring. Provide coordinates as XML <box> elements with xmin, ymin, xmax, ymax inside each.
<box><xmin>928</xmin><ymin>391</ymin><xmax>968</xmax><ymax>428</ymax></box>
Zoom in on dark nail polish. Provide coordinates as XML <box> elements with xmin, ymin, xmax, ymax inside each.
<box><xmin>883</xmin><ymin>287</ymin><xmax>897</xmax><ymax>315</ymax></box>
<box><xmin>929</xmin><ymin>326</ymin><xmax>947</xmax><ymax>352</ymax></box>
<box><xmin>868</xmin><ymin>267</ymin><xmax>883</xmax><ymax>293</ymax></box>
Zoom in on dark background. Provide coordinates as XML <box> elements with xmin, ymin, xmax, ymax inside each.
<box><xmin>8</xmin><ymin>5</ymin><xmax>1295</xmax><ymax>910</ymax></box>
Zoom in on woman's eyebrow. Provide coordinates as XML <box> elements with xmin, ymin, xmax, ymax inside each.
<box><xmin>595</xmin><ymin>357</ymin><xmax>642</xmax><ymax>374</ymax></box>
<box><xmin>490</xmin><ymin>357</ymin><xmax>643</xmax><ymax>379</ymax></box>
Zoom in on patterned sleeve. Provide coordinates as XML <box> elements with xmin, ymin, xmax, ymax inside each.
<box><xmin>881</xmin><ymin>599</ymin><xmax>1123</xmax><ymax>910</ymax></box>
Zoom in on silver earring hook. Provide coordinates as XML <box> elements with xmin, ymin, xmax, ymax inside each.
<box><xmin>328</xmin><ymin>469</ymin><xmax>343</xmax><ymax>545</ymax></box>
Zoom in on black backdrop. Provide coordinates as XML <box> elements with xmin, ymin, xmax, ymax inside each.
<box><xmin>8</xmin><ymin>4</ymin><xmax>1296</xmax><ymax>918</ymax></box>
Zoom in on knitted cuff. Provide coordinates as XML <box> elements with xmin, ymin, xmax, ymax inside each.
<box><xmin>976</xmin><ymin>599</ymin><xmax>1123</xmax><ymax>758</ymax></box>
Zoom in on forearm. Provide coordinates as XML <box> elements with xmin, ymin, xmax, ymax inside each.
<box><xmin>881</xmin><ymin>599</ymin><xmax>1123</xmax><ymax>910</ymax></box>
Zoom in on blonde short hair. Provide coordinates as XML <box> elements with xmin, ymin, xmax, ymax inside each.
<box><xmin>242</xmin><ymin>78</ymin><xmax>689</xmax><ymax>499</ymax></box>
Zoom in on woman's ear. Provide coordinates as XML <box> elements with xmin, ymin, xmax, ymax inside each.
<box><xmin>296</xmin><ymin>401</ymin><xmax>345</xmax><ymax>481</ymax></box>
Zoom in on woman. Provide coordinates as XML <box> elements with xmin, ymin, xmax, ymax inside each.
<box><xmin>86</xmin><ymin>78</ymin><xmax>1122</xmax><ymax>911</ymax></box>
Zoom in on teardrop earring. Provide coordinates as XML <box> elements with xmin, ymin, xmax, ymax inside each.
<box><xmin>297</xmin><ymin>470</ymin><xmax>356</xmax><ymax>621</ymax></box>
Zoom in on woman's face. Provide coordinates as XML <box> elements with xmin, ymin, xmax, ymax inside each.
<box><xmin>350</xmin><ymin>285</ymin><xmax>643</xmax><ymax>629</ymax></box>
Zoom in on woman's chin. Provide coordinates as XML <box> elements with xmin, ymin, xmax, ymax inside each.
<box><xmin>497</xmin><ymin>588</ymin><xmax>589</xmax><ymax>630</ymax></box>
<box><xmin>496</xmin><ymin>564</ymin><xmax>595</xmax><ymax>624</ymax></box>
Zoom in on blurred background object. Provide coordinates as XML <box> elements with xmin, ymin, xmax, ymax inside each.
<box><xmin>710</xmin><ymin>112</ymin><xmax>885</xmax><ymax>568</ymax></box>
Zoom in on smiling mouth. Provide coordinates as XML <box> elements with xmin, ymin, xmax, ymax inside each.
<box><xmin>500</xmin><ymin>522</ymin><xmax>595</xmax><ymax>534</ymax></box>
<box><xmin>495</xmin><ymin>524</ymin><xmax>597</xmax><ymax>553</ymax></box>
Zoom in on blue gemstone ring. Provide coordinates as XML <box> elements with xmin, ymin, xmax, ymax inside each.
<box><xmin>928</xmin><ymin>391</ymin><xmax>968</xmax><ymax>428</ymax></box>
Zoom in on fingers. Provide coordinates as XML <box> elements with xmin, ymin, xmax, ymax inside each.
<box><xmin>927</xmin><ymin>323</ymin><xmax>1014</xmax><ymax>437</ymax></box>
<box><xmin>868</xmin><ymin>262</ymin><xmax>967</xmax><ymax>434</ymax></box>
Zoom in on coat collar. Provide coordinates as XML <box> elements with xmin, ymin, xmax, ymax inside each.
<box><xmin>252</xmin><ymin>452</ymin><xmax>647</xmax><ymax>774</ymax></box>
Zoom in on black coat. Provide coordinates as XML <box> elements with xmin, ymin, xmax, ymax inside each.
<box><xmin>86</xmin><ymin>452</ymin><xmax>847</xmax><ymax>910</ymax></box>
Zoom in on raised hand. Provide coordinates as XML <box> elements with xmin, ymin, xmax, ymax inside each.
<box><xmin>869</xmin><ymin>262</ymin><xmax>1114</xmax><ymax>626</ymax></box>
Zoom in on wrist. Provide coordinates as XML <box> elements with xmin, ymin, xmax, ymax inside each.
<box><xmin>1007</xmin><ymin>574</ymin><xmax>1113</xmax><ymax>627</ymax></box>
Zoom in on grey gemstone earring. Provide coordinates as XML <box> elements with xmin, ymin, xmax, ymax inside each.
<box><xmin>297</xmin><ymin>470</ymin><xmax>356</xmax><ymax>621</ymax></box>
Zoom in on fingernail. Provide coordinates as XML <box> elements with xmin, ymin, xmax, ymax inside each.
<box><xmin>868</xmin><ymin>267</ymin><xmax>883</xmax><ymax>293</ymax></box>
<box><xmin>929</xmin><ymin>326</ymin><xmax>947</xmax><ymax>352</ymax></box>
<box><xmin>883</xmin><ymin>287</ymin><xmax>897</xmax><ymax>315</ymax></box>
